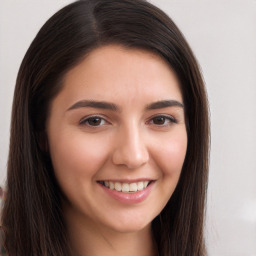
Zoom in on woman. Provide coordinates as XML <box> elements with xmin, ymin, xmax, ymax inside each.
<box><xmin>1</xmin><ymin>0</ymin><xmax>210</xmax><ymax>255</ymax></box>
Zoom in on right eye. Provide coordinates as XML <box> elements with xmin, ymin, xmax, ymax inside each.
<box><xmin>79</xmin><ymin>116</ymin><xmax>108</xmax><ymax>127</ymax></box>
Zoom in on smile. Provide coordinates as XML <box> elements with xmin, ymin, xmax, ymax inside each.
<box><xmin>98</xmin><ymin>180</ymin><xmax>151</xmax><ymax>193</ymax></box>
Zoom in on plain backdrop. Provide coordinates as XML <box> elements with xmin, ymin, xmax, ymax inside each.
<box><xmin>0</xmin><ymin>0</ymin><xmax>256</xmax><ymax>255</ymax></box>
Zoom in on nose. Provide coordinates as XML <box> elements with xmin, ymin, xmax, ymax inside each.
<box><xmin>112</xmin><ymin>124</ymin><xmax>149</xmax><ymax>169</ymax></box>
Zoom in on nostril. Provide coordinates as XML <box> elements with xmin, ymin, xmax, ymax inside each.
<box><xmin>111</xmin><ymin>128</ymin><xmax>149</xmax><ymax>169</ymax></box>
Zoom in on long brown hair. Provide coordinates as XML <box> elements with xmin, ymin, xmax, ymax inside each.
<box><xmin>2</xmin><ymin>0</ymin><xmax>210</xmax><ymax>255</ymax></box>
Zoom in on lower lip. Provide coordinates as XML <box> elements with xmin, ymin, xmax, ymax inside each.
<box><xmin>99</xmin><ymin>182</ymin><xmax>154</xmax><ymax>204</ymax></box>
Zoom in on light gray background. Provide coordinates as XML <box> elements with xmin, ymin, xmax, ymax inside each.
<box><xmin>0</xmin><ymin>0</ymin><xmax>256</xmax><ymax>255</ymax></box>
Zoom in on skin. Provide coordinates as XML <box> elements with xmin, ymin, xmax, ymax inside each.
<box><xmin>46</xmin><ymin>45</ymin><xmax>187</xmax><ymax>256</ymax></box>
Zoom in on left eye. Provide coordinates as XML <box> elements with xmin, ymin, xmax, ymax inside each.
<box><xmin>150</xmin><ymin>115</ymin><xmax>176</xmax><ymax>126</ymax></box>
<box><xmin>80</xmin><ymin>116</ymin><xmax>107</xmax><ymax>127</ymax></box>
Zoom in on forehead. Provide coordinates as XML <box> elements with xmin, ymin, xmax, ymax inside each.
<box><xmin>56</xmin><ymin>45</ymin><xmax>183</xmax><ymax>108</ymax></box>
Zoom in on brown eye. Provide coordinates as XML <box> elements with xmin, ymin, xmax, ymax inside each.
<box><xmin>152</xmin><ymin>116</ymin><xmax>166</xmax><ymax>125</ymax></box>
<box><xmin>87</xmin><ymin>117</ymin><xmax>102</xmax><ymax>126</ymax></box>
<box><xmin>150</xmin><ymin>115</ymin><xmax>176</xmax><ymax>126</ymax></box>
<box><xmin>80</xmin><ymin>116</ymin><xmax>106</xmax><ymax>127</ymax></box>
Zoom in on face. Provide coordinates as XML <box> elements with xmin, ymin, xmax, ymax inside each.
<box><xmin>46</xmin><ymin>45</ymin><xmax>187</xmax><ymax>234</ymax></box>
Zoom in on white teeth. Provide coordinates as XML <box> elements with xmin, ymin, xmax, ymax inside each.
<box><xmin>114</xmin><ymin>182</ymin><xmax>122</xmax><ymax>191</ymax></box>
<box><xmin>101</xmin><ymin>180</ymin><xmax>151</xmax><ymax>193</ymax></box>
<box><xmin>137</xmin><ymin>181</ymin><xmax>144</xmax><ymax>191</ymax></box>
<box><xmin>129</xmin><ymin>183</ymin><xmax>137</xmax><ymax>192</ymax></box>
<box><xmin>109</xmin><ymin>181</ymin><xmax>115</xmax><ymax>190</ymax></box>
<box><xmin>143</xmin><ymin>181</ymin><xmax>149</xmax><ymax>188</ymax></box>
<box><xmin>122</xmin><ymin>183</ymin><xmax>130</xmax><ymax>192</ymax></box>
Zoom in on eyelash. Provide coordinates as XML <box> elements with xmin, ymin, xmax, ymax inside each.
<box><xmin>147</xmin><ymin>115</ymin><xmax>177</xmax><ymax>126</ymax></box>
<box><xmin>79</xmin><ymin>115</ymin><xmax>108</xmax><ymax>127</ymax></box>
<box><xmin>79</xmin><ymin>114</ymin><xmax>177</xmax><ymax>128</ymax></box>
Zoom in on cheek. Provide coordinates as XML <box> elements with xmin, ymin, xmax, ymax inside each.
<box><xmin>148</xmin><ymin>130</ymin><xmax>187</xmax><ymax>214</ymax></box>
<box><xmin>152</xmin><ymin>131</ymin><xmax>187</xmax><ymax>176</ymax></box>
<box><xmin>48</xmin><ymin>131</ymin><xmax>111</xmax><ymax>183</ymax></box>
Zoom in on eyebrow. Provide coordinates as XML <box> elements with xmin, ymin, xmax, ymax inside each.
<box><xmin>67</xmin><ymin>100</ymin><xmax>119</xmax><ymax>111</ymax></box>
<box><xmin>145</xmin><ymin>100</ymin><xmax>184</xmax><ymax>110</ymax></box>
<box><xmin>67</xmin><ymin>99</ymin><xmax>184</xmax><ymax>112</ymax></box>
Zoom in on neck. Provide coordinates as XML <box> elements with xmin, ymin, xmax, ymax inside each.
<box><xmin>64</xmin><ymin>207</ymin><xmax>157</xmax><ymax>256</ymax></box>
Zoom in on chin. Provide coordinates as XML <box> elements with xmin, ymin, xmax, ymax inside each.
<box><xmin>101</xmin><ymin>213</ymin><xmax>154</xmax><ymax>234</ymax></box>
